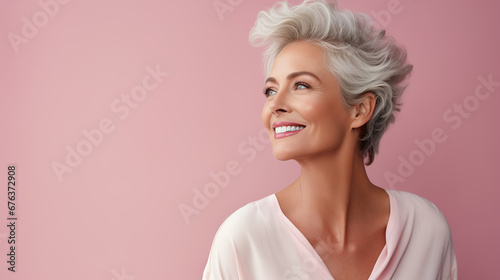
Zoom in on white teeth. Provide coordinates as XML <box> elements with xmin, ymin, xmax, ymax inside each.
<box><xmin>274</xmin><ymin>125</ymin><xmax>305</xmax><ymax>134</ymax></box>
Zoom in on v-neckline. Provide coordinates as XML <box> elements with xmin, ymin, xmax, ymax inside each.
<box><xmin>270</xmin><ymin>189</ymin><xmax>395</xmax><ymax>280</ymax></box>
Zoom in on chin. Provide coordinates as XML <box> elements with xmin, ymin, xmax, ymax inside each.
<box><xmin>272</xmin><ymin>146</ymin><xmax>300</xmax><ymax>161</ymax></box>
<box><xmin>273</xmin><ymin>153</ymin><xmax>292</xmax><ymax>161</ymax></box>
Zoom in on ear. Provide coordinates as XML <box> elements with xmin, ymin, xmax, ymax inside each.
<box><xmin>351</xmin><ymin>92</ymin><xmax>376</xmax><ymax>129</ymax></box>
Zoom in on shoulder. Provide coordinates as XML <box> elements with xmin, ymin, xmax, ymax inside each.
<box><xmin>214</xmin><ymin>194</ymin><xmax>274</xmax><ymax>242</ymax></box>
<box><xmin>388</xmin><ymin>189</ymin><xmax>441</xmax><ymax>212</ymax></box>
<box><xmin>207</xmin><ymin>194</ymin><xmax>276</xmax><ymax>257</ymax></box>
<box><xmin>203</xmin><ymin>195</ymin><xmax>276</xmax><ymax>279</ymax></box>
<box><xmin>387</xmin><ymin>189</ymin><xmax>453</xmax><ymax>242</ymax></box>
<box><xmin>385</xmin><ymin>190</ymin><xmax>457</xmax><ymax>278</ymax></box>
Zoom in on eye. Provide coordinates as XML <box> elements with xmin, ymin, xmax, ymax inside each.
<box><xmin>294</xmin><ymin>81</ymin><xmax>310</xmax><ymax>90</ymax></box>
<box><xmin>263</xmin><ymin>87</ymin><xmax>277</xmax><ymax>97</ymax></box>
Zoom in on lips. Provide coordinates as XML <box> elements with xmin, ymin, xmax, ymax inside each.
<box><xmin>272</xmin><ymin>121</ymin><xmax>306</xmax><ymax>139</ymax></box>
<box><xmin>272</xmin><ymin>121</ymin><xmax>306</xmax><ymax>129</ymax></box>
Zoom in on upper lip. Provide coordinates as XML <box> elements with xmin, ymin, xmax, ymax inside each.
<box><xmin>272</xmin><ymin>121</ymin><xmax>306</xmax><ymax>129</ymax></box>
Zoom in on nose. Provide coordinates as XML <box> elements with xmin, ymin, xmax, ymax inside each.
<box><xmin>268</xmin><ymin>89</ymin><xmax>291</xmax><ymax>115</ymax></box>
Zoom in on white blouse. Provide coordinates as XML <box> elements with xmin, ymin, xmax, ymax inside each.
<box><xmin>202</xmin><ymin>189</ymin><xmax>457</xmax><ymax>279</ymax></box>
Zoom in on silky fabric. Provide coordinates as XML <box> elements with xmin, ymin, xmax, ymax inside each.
<box><xmin>203</xmin><ymin>189</ymin><xmax>457</xmax><ymax>279</ymax></box>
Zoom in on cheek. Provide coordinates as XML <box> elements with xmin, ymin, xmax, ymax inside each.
<box><xmin>303</xmin><ymin>99</ymin><xmax>350</xmax><ymax>137</ymax></box>
<box><xmin>261</xmin><ymin>103</ymin><xmax>272</xmax><ymax>132</ymax></box>
<box><xmin>261</xmin><ymin>104</ymin><xmax>268</xmax><ymax>126</ymax></box>
<box><xmin>261</xmin><ymin>104</ymin><xmax>275</xmax><ymax>145</ymax></box>
<box><xmin>301</xmin><ymin>99</ymin><xmax>330</xmax><ymax>123</ymax></box>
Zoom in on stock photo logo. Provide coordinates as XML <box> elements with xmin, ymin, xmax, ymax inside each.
<box><xmin>282</xmin><ymin>235</ymin><xmax>337</xmax><ymax>279</ymax></box>
<box><xmin>178</xmin><ymin>128</ymin><xmax>270</xmax><ymax>224</ymax></box>
<box><xmin>110</xmin><ymin>267</ymin><xmax>135</xmax><ymax>280</ymax></box>
<box><xmin>213</xmin><ymin>0</ymin><xmax>244</xmax><ymax>21</ymax></box>
<box><xmin>384</xmin><ymin>74</ymin><xmax>500</xmax><ymax>187</ymax></box>
<box><xmin>369</xmin><ymin>0</ymin><xmax>409</xmax><ymax>29</ymax></box>
<box><xmin>50</xmin><ymin>65</ymin><xmax>169</xmax><ymax>183</ymax></box>
<box><xmin>7</xmin><ymin>0</ymin><xmax>71</xmax><ymax>54</ymax></box>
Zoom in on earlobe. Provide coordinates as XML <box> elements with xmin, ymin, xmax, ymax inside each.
<box><xmin>351</xmin><ymin>92</ymin><xmax>376</xmax><ymax>129</ymax></box>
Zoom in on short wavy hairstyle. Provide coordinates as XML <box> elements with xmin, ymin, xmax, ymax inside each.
<box><xmin>249</xmin><ymin>0</ymin><xmax>413</xmax><ymax>165</ymax></box>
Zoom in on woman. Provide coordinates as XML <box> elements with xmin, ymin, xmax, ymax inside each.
<box><xmin>203</xmin><ymin>0</ymin><xmax>457</xmax><ymax>279</ymax></box>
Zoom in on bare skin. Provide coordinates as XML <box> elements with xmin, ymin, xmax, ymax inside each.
<box><xmin>275</xmin><ymin>156</ymin><xmax>389</xmax><ymax>279</ymax></box>
<box><xmin>262</xmin><ymin>40</ymin><xmax>390</xmax><ymax>280</ymax></box>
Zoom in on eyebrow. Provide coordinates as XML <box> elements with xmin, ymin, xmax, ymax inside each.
<box><xmin>265</xmin><ymin>71</ymin><xmax>321</xmax><ymax>84</ymax></box>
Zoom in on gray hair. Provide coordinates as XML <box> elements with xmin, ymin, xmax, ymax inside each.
<box><xmin>249</xmin><ymin>0</ymin><xmax>413</xmax><ymax>165</ymax></box>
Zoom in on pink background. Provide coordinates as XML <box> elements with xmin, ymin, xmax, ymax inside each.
<box><xmin>1</xmin><ymin>0</ymin><xmax>499</xmax><ymax>279</ymax></box>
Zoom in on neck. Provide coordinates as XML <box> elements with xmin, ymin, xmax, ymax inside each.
<box><xmin>286</xmin><ymin>140</ymin><xmax>376</xmax><ymax>245</ymax></box>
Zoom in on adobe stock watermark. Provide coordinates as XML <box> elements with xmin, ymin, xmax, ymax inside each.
<box><xmin>111</xmin><ymin>267</ymin><xmax>135</xmax><ymax>280</ymax></box>
<box><xmin>370</xmin><ymin>0</ymin><xmax>412</xmax><ymax>30</ymax></box>
<box><xmin>213</xmin><ymin>0</ymin><xmax>244</xmax><ymax>21</ymax></box>
<box><xmin>178</xmin><ymin>127</ymin><xmax>270</xmax><ymax>224</ymax></box>
<box><xmin>7</xmin><ymin>0</ymin><xmax>71</xmax><ymax>54</ymax></box>
<box><xmin>51</xmin><ymin>64</ymin><xmax>169</xmax><ymax>183</ymax></box>
<box><xmin>282</xmin><ymin>235</ymin><xmax>336</xmax><ymax>279</ymax></box>
<box><xmin>384</xmin><ymin>74</ymin><xmax>499</xmax><ymax>188</ymax></box>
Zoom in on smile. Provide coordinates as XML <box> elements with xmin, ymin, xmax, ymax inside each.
<box><xmin>274</xmin><ymin>125</ymin><xmax>305</xmax><ymax>139</ymax></box>
<box><xmin>274</xmin><ymin>126</ymin><xmax>305</xmax><ymax>133</ymax></box>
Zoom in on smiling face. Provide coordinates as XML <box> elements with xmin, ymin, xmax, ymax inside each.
<box><xmin>262</xmin><ymin>40</ymin><xmax>355</xmax><ymax>162</ymax></box>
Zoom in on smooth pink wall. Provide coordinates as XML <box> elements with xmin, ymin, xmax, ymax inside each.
<box><xmin>1</xmin><ymin>0</ymin><xmax>499</xmax><ymax>279</ymax></box>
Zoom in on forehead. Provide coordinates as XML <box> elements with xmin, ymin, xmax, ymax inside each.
<box><xmin>270</xmin><ymin>40</ymin><xmax>329</xmax><ymax>78</ymax></box>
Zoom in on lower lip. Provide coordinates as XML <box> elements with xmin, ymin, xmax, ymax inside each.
<box><xmin>274</xmin><ymin>128</ymin><xmax>304</xmax><ymax>139</ymax></box>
